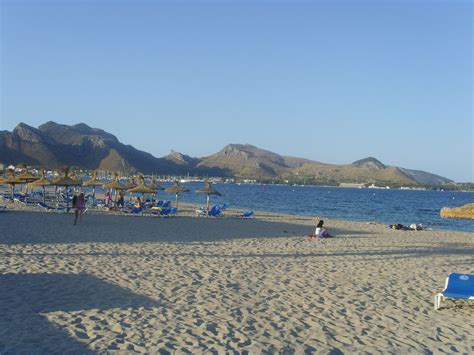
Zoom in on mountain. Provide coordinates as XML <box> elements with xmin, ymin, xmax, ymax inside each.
<box><xmin>352</xmin><ymin>157</ymin><xmax>386</xmax><ymax>170</ymax></box>
<box><xmin>0</xmin><ymin>122</ymin><xmax>454</xmax><ymax>185</ymax></box>
<box><xmin>0</xmin><ymin>122</ymin><xmax>218</xmax><ymax>175</ymax></box>
<box><xmin>198</xmin><ymin>144</ymin><xmax>291</xmax><ymax>178</ymax></box>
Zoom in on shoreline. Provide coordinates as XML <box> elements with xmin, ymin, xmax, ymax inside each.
<box><xmin>1</xmin><ymin>199</ymin><xmax>473</xmax><ymax>236</ymax></box>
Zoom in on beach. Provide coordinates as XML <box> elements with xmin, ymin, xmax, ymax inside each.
<box><xmin>0</xmin><ymin>208</ymin><xmax>473</xmax><ymax>353</ymax></box>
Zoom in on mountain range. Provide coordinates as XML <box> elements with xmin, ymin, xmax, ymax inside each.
<box><xmin>0</xmin><ymin>122</ymin><xmax>453</xmax><ymax>186</ymax></box>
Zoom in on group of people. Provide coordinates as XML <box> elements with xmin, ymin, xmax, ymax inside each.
<box><xmin>104</xmin><ymin>190</ymin><xmax>125</xmax><ymax>209</ymax></box>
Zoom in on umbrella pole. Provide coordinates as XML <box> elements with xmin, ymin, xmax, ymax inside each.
<box><xmin>175</xmin><ymin>193</ymin><xmax>178</xmax><ymax>209</ymax></box>
<box><xmin>93</xmin><ymin>186</ymin><xmax>96</xmax><ymax>205</ymax></box>
<box><xmin>206</xmin><ymin>194</ymin><xmax>210</xmax><ymax>217</ymax></box>
<box><xmin>43</xmin><ymin>186</ymin><xmax>46</xmax><ymax>205</ymax></box>
<box><xmin>11</xmin><ymin>184</ymin><xmax>14</xmax><ymax>200</ymax></box>
<box><xmin>66</xmin><ymin>187</ymin><xmax>69</xmax><ymax>213</ymax></box>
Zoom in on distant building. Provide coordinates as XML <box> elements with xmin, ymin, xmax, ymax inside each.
<box><xmin>339</xmin><ymin>183</ymin><xmax>365</xmax><ymax>188</ymax></box>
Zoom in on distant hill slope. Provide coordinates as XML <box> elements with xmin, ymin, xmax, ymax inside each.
<box><xmin>398</xmin><ymin>168</ymin><xmax>452</xmax><ymax>185</ymax></box>
<box><xmin>0</xmin><ymin>122</ymin><xmax>453</xmax><ymax>185</ymax></box>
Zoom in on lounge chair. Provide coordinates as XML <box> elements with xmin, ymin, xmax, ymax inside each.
<box><xmin>195</xmin><ymin>206</ymin><xmax>207</xmax><ymax>216</ymax></box>
<box><xmin>434</xmin><ymin>273</ymin><xmax>474</xmax><ymax>310</ymax></box>
<box><xmin>131</xmin><ymin>207</ymin><xmax>143</xmax><ymax>214</ymax></box>
<box><xmin>241</xmin><ymin>210</ymin><xmax>254</xmax><ymax>218</ymax></box>
<box><xmin>160</xmin><ymin>207</ymin><xmax>177</xmax><ymax>217</ymax></box>
<box><xmin>208</xmin><ymin>205</ymin><xmax>222</xmax><ymax>217</ymax></box>
<box><xmin>37</xmin><ymin>202</ymin><xmax>64</xmax><ymax>211</ymax></box>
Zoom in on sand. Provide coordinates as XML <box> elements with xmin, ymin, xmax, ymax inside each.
<box><xmin>0</xmin><ymin>207</ymin><xmax>473</xmax><ymax>353</ymax></box>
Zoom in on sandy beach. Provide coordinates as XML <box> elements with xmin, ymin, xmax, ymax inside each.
<box><xmin>0</xmin><ymin>207</ymin><xmax>473</xmax><ymax>353</ymax></box>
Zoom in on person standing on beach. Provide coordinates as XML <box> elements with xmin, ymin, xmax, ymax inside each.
<box><xmin>105</xmin><ymin>191</ymin><xmax>111</xmax><ymax>209</ymax></box>
<box><xmin>117</xmin><ymin>190</ymin><xmax>125</xmax><ymax>210</ymax></box>
<box><xmin>73</xmin><ymin>192</ymin><xmax>86</xmax><ymax>225</ymax></box>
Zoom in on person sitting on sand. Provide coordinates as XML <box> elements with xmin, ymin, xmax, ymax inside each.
<box><xmin>307</xmin><ymin>219</ymin><xmax>333</xmax><ymax>238</ymax></box>
<box><xmin>131</xmin><ymin>197</ymin><xmax>143</xmax><ymax>214</ymax></box>
<box><xmin>315</xmin><ymin>220</ymin><xmax>333</xmax><ymax>238</ymax></box>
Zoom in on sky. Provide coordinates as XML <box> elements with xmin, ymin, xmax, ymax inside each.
<box><xmin>0</xmin><ymin>0</ymin><xmax>472</xmax><ymax>182</ymax></box>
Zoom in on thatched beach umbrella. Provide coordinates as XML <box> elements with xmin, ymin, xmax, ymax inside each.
<box><xmin>15</xmin><ymin>164</ymin><xmax>38</xmax><ymax>199</ymax></box>
<box><xmin>103</xmin><ymin>178</ymin><xmax>125</xmax><ymax>191</ymax></box>
<box><xmin>165</xmin><ymin>181</ymin><xmax>189</xmax><ymax>210</ymax></box>
<box><xmin>124</xmin><ymin>178</ymin><xmax>137</xmax><ymax>190</ymax></box>
<box><xmin>128</xmin><ymin>182</ymin><xmax>156</xmax><ymax>199</ymax></box>
<box><xmin>147</xmin><ymin>177</ymin><xmax>164</xmax><ymax>200</ymax></box>
<box><xmin>30</xmin><ymin>170</ymin><xmax>52</xmax><ymax>204</ymax></box>
<box><xmin>2</xmin><ymin>169</ymin><xmax>23</xmax><ymax>199</ymax></box>
<box><xmin>69</xmin><ymin>172</ymin><xmax>82</xmax><ymax>189</ymax></box>
<box><xmin>147</xmin><ymin>177</ymin><xmax>163</xmax><ymax>191</ymax></box>
<box><xmin>82</xmin><ymin>171</ymin><xmax>103</xmax><ymax>204</ymax></box>
<box><xmin>440</xmin><ymin>203</ymin><xmax>474</xmax><ymax>220</ymax></box>
<box><xmin>16</xmin><ymin>170</ymin><xmax>38</xmax><ymax>184</ymax></box>
<box><xmin>195</xmin><ymin>181</ymin><xmax>221</xmax><ymax>216</ymax></box>
<box><xmin>52</xmin><ymin>167</ymin><xmax>83</xmax><ymax>212</ymax></box>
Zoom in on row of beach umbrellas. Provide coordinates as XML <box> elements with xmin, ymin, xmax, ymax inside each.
<box><xmin>0</xmin><ymin>167</ymin><xmax>222</xmax><ymax>214</ymax></box>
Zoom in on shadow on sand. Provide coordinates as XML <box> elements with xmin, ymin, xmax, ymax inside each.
<box><xmin>2</xmin><ymin>247</ymin><xmax>473</xmax><ymax>261</ymax></box>
<box><xmin>0</xmin><ymin>273</ymin><xmax>160</xmax><ymax>353</ymax></box>
<box><xmin>0</xmin><ymin>211</ymin><xmax>371</xmax><ymax>245</ymax></box>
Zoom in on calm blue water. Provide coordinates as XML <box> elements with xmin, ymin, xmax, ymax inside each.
<box><xmin>157</xmin><ymin>183</ymin><xmax>474</xmax><ymax>233</ymax></box>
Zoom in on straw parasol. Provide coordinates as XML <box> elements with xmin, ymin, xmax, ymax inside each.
<box><xmin>30</xmin><ymin>169</ymin><xmax>52</xmax><ymax>204</ymax></box>
<box><xmin>52</xmin><ymin>167</ymin><xmax>83</xmax><ymax>212</ymax></box>
<box><xmin>128</xmin><ymin>183</ymin><xmax>156</xmax><ymax>194</ymax></box>
<box><xmin>165</xmin><ymin>181</ymin><xmax>189</xmax><ymax>209</ymax></box>
<box><xmin>102</xmin><ymin>173</ymin><xmax>126</xmax><ymax>190</ymax></box>
<box><xmin>128</xmin><ymin>175</ymin><xmax>156</xmax><ymax>202</ymax></box>
<box><xmin>124</xmin><ymin>177</ymin><xmax>137</xmax><ymax>190</ymax></box>
<box><xmin>15</xmin><ymin>164</ymin><xmax>38</xmax><ymax>199</ymax></box>
<box><xmin>440</xmin><ymin>203</ymin><xmax>474</xmax><ymax>220</ymax></box>
<box><xmin>16</xmin><ymin>170</ymin><xmax>39</xmax><ymax>183</ymax></box>
<box><xmin>69</xmin><ymin>172</ymin><xmax>82</xmax><ymax>188</ymax></box>
<box><xmin>2</xmin><ymin>168</ymin><xmax>23</xmax><ymax>199</ymax></box>
<box><xmin>195</xmin><ymin>181</ymin><xmax>221</xmax><ymax>216</ymax></box>
<box><xmin>82</xmin><ymin>171</ymin><xmax>103</xmax><ymax>204</ymax></box>
<box><xmin>147</xmin><ymin>177</ymin><xmax>164</xmax><ymax>191</ymax></box>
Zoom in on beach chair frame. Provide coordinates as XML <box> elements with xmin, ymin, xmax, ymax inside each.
<box><xmin>434</xmin><ymin>273</ymin><xmax>474</xmax><ymax>310</ymax></box>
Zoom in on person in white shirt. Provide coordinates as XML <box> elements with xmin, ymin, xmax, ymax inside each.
<box><xmin>315</xmin><ymin>219</ymin><xmax>333</xmax><ymax>238</ymax></box>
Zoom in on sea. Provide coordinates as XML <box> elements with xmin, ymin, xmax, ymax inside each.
<box><xmin>161</xmin><ymin>183</ymin><xmax>474</xmax><ymax>233</ymax></box>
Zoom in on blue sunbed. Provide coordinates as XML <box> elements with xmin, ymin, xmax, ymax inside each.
<box><xmin>241</xmin><ymin>210</ymin><xmax>254</xmax><ymax>218</ymax></box>
<box><xmin>434</xmin><ymin>273</ymin><xmax>474</xmax><ymax>310</ymax></box>
<box><xmin>208</xmin><ymin>205</ymin><xmax>222</xmax><ymax>217</ymax></box>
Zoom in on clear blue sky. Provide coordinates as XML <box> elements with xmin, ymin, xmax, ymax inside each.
<box><xmin>1</xmin><ymin>0</ymin><xmax>472</xmax><ymax>182</ymax></box>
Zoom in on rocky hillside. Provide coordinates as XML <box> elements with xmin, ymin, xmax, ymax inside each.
<box><xmin>0</xmin><ymin>122</ymin><xmax>224</xmax><ymax>176</ymax></box>
<box><xmin>0</xmin><ymin>122</ymin><xmax>453</xmax><ymax>185</ymax></box>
